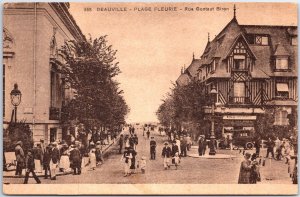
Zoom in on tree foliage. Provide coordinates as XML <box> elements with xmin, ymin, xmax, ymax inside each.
<box><xmin>156</xmin><ymin>80</ymin><xmax>209</xmax><ymax>136</ymax></box>
<box><xmin>60</xmin><ymin>36</ymin><xmax>129</xmax><ymax>129</ymax></box>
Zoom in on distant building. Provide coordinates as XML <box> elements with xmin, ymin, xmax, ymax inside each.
<box><xmin>3</xmin><ymin>3</ymin><xmax>85</xmax><ymax>144</ymax></box>
<box><xmin>177</xmin><ymin>6</ymin><xmax>297</xmax><ymax>139</ymax></box>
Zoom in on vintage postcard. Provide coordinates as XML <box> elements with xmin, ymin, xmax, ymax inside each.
<box><xmin>2</xmin><ymin>2</ymin><xmax>298</xmax><ymax>195</ymax></box>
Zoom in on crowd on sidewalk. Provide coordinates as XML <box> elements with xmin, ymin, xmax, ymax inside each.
<box><xmin>11</xmin><ymin>124</ymin><xmax>122</xmax><ymax>184</ymax></box>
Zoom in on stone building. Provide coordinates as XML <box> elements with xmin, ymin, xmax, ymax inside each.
<box><xmin>3</xmin><ymin>3</ymin><xmax>84</xmax><ymax>143</ymax></box>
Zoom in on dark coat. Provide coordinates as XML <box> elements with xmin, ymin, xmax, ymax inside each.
<box><xmin>25</xmin><ymin>153</ymin><xmax>35</xmax><ymax>170</ymax></box>
<box><xmin>150</xmin><ymin>140</ymin><xmax>156</xmax><ymax>151</ymax></box>
<box><xmin>51</xmin><ymin>147</ymin><xmax>60</xmax><ymax>164</ymax></box>
<box><xmin>162</xmin><ymin>147</ymin><xmax>172</xmax><ymax>158</ymax></box>
<box><xmin>43</xmin><ymin>148</ymin><xmax>51</xmax><ymax>166</ymax></box>
<box><xmin>171</xmin><ymin>145</ymin><xmax>179</xmax><ymax>156</ymax></box>
<box><xmin>238</xmin><ymin>160</ymin><xmax>252</xmax><ymax>184</ymax></box>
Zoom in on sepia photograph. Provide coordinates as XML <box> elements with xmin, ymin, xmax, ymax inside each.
<box><xmin>2</xmin><ymin>2</ymin><xmax>298</xmax><ymax>195</ymax></box>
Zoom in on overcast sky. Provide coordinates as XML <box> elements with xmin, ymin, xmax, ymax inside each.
<box><xmin>69</xmin><ymin>2</ymin><xmax>297</xmax><ymax>123</ymax></box>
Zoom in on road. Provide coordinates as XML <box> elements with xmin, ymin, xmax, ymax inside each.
<box><xmin>3</xmin><ymin>126</ymin><xmax>294</xmax><ymax>184</ymax></box>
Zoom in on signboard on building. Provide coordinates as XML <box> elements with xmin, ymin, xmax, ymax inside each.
<box><xmin>223</xmin><ymin>115</ymin><xmax>256</xmax><ymax>120</ymax></box>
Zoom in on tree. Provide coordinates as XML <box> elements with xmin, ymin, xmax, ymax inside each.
<box><xmin>4</xmin><ymin>121</ymin><xmax>33</xmax><ymax>152</ymax></box>
<box><xmin>60</xmin><ymin>36</ymin><xmax>129</xmax><ymax>129</ymax></box>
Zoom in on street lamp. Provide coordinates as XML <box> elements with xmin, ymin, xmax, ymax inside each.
<box><xmin>209</xmin><ymin>84</ymin><xmax>217</xmax><ymax>155</ymax></box>
<box><xmin>10</xmin><ymin>83</ymin><xmax>22</xmax><ymax>123</ymax></box>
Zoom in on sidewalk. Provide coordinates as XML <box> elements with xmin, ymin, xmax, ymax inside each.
<box><xmin>3</xmin><ymin>133</ymin><xmax>122</xmax><ymax>178</ymax></box>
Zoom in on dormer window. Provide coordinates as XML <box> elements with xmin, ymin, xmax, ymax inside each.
<box><xmin>233</xmin><ymin>55</ymin><xmax>246</xmax><ymax>70</ymax></box>
<box><xmin>275</xmin><ymin>57</ymin><xmax>289</xmax><ymax>70</ymax></box>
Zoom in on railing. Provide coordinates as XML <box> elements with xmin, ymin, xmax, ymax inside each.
<box><xmin>49</xmin><ymin>107</ymin><xmax>60</xmax><ymax>120</ymax></box>
<box><xmin>229</xmin><ymin>96</ymin><xmax>251</xmax><ymax>104</ymax></box>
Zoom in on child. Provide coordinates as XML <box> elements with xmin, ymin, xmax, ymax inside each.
<box><xmin>173</xmin><ymin>152</ymin><xmax>180</xmax><ymax>170</ymax></box>
<box><xmin>138</xmin><ymin>156</ymin><xmax>147</xmax><ymax>174</ymax></box>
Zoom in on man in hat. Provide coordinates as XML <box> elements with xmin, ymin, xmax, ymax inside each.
<box><xmin>171</xmin><ymin>140</ymin><xmax>179</xmax><ymax>157</ymax></box>
<box><xmin>162</xmin><ymin>142</ymin><xmax>172</xmax><ymax>170</ymax></box>
<box><xmin>150</xmin><ymin>137</ymin><xmax>157</xmax><ymax>160</ymax></box>
<box><xmin>23</xmin><ymin>149</ymin><xmax>41</xmax><ymax>184</ymax></box>
<box><xmin>15</xmin><ymin>141</ymin><xmax>25</xmax><ymax>176</ymax></box>
<box><xmin>50</xmin><ymin>142</ymin><xmax>60</xmax><ymax>180</ymax></box>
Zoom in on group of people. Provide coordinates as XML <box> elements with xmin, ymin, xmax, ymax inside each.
<box><xmin>14</xmin><ymin>136</ymin><xmax>106</xmax><ymax>184</ymax></box>
<box><xmin>161</xmin><ymin>141</ymin><xmax>182</xmax><ymax>170</ymax></box>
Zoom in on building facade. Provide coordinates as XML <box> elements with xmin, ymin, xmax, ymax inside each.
<box><xmin>3</xmin><ymin>3</ymin><xmax>84</xmax><ymax>144</ymax></box>
<box><xmin>176</xmin><ymin>8</ymin><xmax>297</xmax><ymax>140</ymax></box>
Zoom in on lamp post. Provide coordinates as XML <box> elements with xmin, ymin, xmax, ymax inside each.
<box><xmin>209</xmin><ymin>84</ymin><xmax>217</xmax><ymax>155</ymax></box>
<box><xmin>10</xmin><ymin>83</ymin><xmax>22</xmax><ymax>123</ymax></box>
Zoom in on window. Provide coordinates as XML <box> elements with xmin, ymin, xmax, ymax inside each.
<box><xmin>50</xmin><ymin>70</ymin><xmax>56</xmax><ymax>107</ymax></box>
<box><xmin>275</xmin><ymin>57</ymin><xmax>289</xmax><ymax>70</ymax></box>
<box><xmin>233</xmin><ymin>55</ymin><xmax>246</xmax><ymax>70</ymax></box>
<box><xmin>255</xmin><ymin>35</ymin><xmax>269</xmax><ymax>45</ymax></box>
<box><xmin>50</xmin><ymin>128</ymin><xmax>57</xmax><ymax>142</ymax></box>
<box><xmin>291</xmin><ymin>36</ymin><xmax>297</xmax><ymax>46</ymax></box>
<box><xmin>275</xmin><ymin>110</ymin><xmax>288</xmax><ymax>125</ymax></box>
<box><xmin>276</xmin><ymin>83</ymin><xmax>289</xmax><ymax>98</ymax></box>
<box><xmin>233</xmin><ymin>82</ymin><xmax>246</xmax><ymax>103</ymax></box>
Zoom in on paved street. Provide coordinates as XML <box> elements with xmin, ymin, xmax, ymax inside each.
<box><xmin>3</xmin><ymin>126</ymin><xmax>295</xmax><ymax>184</ymax></box>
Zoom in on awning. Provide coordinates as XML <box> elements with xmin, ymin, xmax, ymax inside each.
<box><xmin>276</xmin><ymin>83</ymin><xmax>289</xmax><ymax>92</ymax></box>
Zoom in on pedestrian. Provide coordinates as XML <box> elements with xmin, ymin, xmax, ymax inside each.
<box><xmin>133</xmin><ymin>134</ymin><xmax>138</xmax><ymax>150</ymax></box>
<box><xmin>43</xmin><ymin>145</ymin><xmax>51</xmax><ymax>179</ymax></box>
<box><xmin>15</xmin><ymin>141</ymin><xmax>25</xmax><ymax>176</ymax></box>
<box><xmin>129</xmin><ymin>146</ymin><xmax>137</xmax><ymax>174</ymax></box>
<box><xmin>59</xmin><ymin>143</ymin><xmax>70</xmax><ymax>173</ymax></box>
<box><xmin>23</xmin><ymin>149</ymin><xmax>41</xmax><ymax>184</ymax></box>
<box><xmin>171</xmin><ymin>140</ymin><xmax>179</xmax><ymax>157</ymax></box>
<box><xmin>95</xmin><ymin>141</ymin><xmax>104</xmax><ymax>165</ymax></box>
<box><xmin>175</xmin><ymin>137</ymin><xmax>181</xmax><ymax>155</ymax></box>
<box><xmin>265</xmin><ymin>137</ymin><xmax>275</xmax><ymax>159</ymax></box>
<box><xmin>49</xmin><ymin>142</ymin><xmax>60</xmax><ymax>180</ymax></box>
<box><xmin>162</xmin><ymin>142</ymin><xmax>172</xmax><ymax>170</ymax></box>
<box><xmin>137</xmin><ymin>156</ymin><xmax>147</xmax><ymax>174</ymax></box>
<box><xmin>180</xmin><ymin>135</ymin><xmax>187</xmax><ymax>157</ymax></box>
<box><xmin>121</xmin><ymin>147</ymin><xmax>132</xmax><ymax>177</ymax></box>
<box><xmin>275</xmin><ymin>137</ymin><xmax>282</xmax><ymax>160</ymax></box>
<box><xmin>249</xmin><ymin>153</ymin><xmax>260</xmax><ymax>184</ymax></box>
<box><xmin>70</xmin><ymin>144</ymin><xmax>82</xmax><ymax>175</ymax></box>
<box><xmin>173</xmin><ymin>152</ymin><xmax>180</xmax><ymax>170</ymax></box>
<box><xmin>186</xmin><ymin>134</ymin><xmax>192</xmax><ymax>151</ymax></box>
<box><xmin>146</xmin><ymin>129</ymin><xmax>150</xmax><ymax>139</ymax></box>
<box><xmin>88</xmin><ymin>142</ymin><xmax>97</xmax><ymax>170</ymax></box>
<box><xmin>118</xmin><ymin>134</ymin><xmax>124</xmax><ymax>154</ymax></box>
<box><xmin>198</xmin><ymin>137</ymin><xmax>204</xmax><ymax>156</ymax></box>
<box><xmin>33</xmin><ymin>143</ymin><xmax>43</xmax><ymax>173</ymax></box>
<box><xmin>238</xmin><ymin>152</ymin><xmax>252</xmax><ymax>184</ymax></box>
<box><xmin>124</xmin><ymin>135</ymin><xmax>130</xmax><ymax>149</ymax></box>
<box><xmin>254</xmin><ymin>137</ymin><xmax>261</xmax><ymax>156</ymax></box>
<box><xmin>150</xmin><ymin>136</ymin><xmax>157</xmax><ymax>160</ymax></box>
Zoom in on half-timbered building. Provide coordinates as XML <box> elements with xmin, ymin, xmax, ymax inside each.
<box><xmin>197</xmin><ymin>8</ymin><xmax>298</xmax><ymax>139</ymax></box>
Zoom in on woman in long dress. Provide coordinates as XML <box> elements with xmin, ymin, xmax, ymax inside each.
<box><xmin>238</xmin><ymin>152</ymin><xmax>252</xmax><ymax>184</ymax></box>
<box><xmin>89</xmin><ymin>143</ymin><xmax>97</xmax><ymax>170</ymax></box>
<box><xmin>59</xmin><ymin>144</ymin><xmax>70</xmax><ymax>172</ymax></box>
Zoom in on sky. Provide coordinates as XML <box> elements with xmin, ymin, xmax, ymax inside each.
<box><xmin>69</xmin><ymin>2</ymin><xmax>297</xmax><ymax>123</ymax></box>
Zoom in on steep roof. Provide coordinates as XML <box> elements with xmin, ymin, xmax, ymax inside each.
<box><xmin>176</xmin><ymin>73</ymin><xmax>191</xmax><ymax>86</ymax></box>
<box><xmin>197</xmin><ymin>17</ymin><xmax>297</xmax><ymax>80</ymax></box>
<box><xmin>241</xmin><ymin>25</ymin><xmax>297</xmax><ymax>76</ymax></box>
<box><xmin>186</xmin><ymin>58</ymin><xmax>201</xmax><ymax>79</ymax></box>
